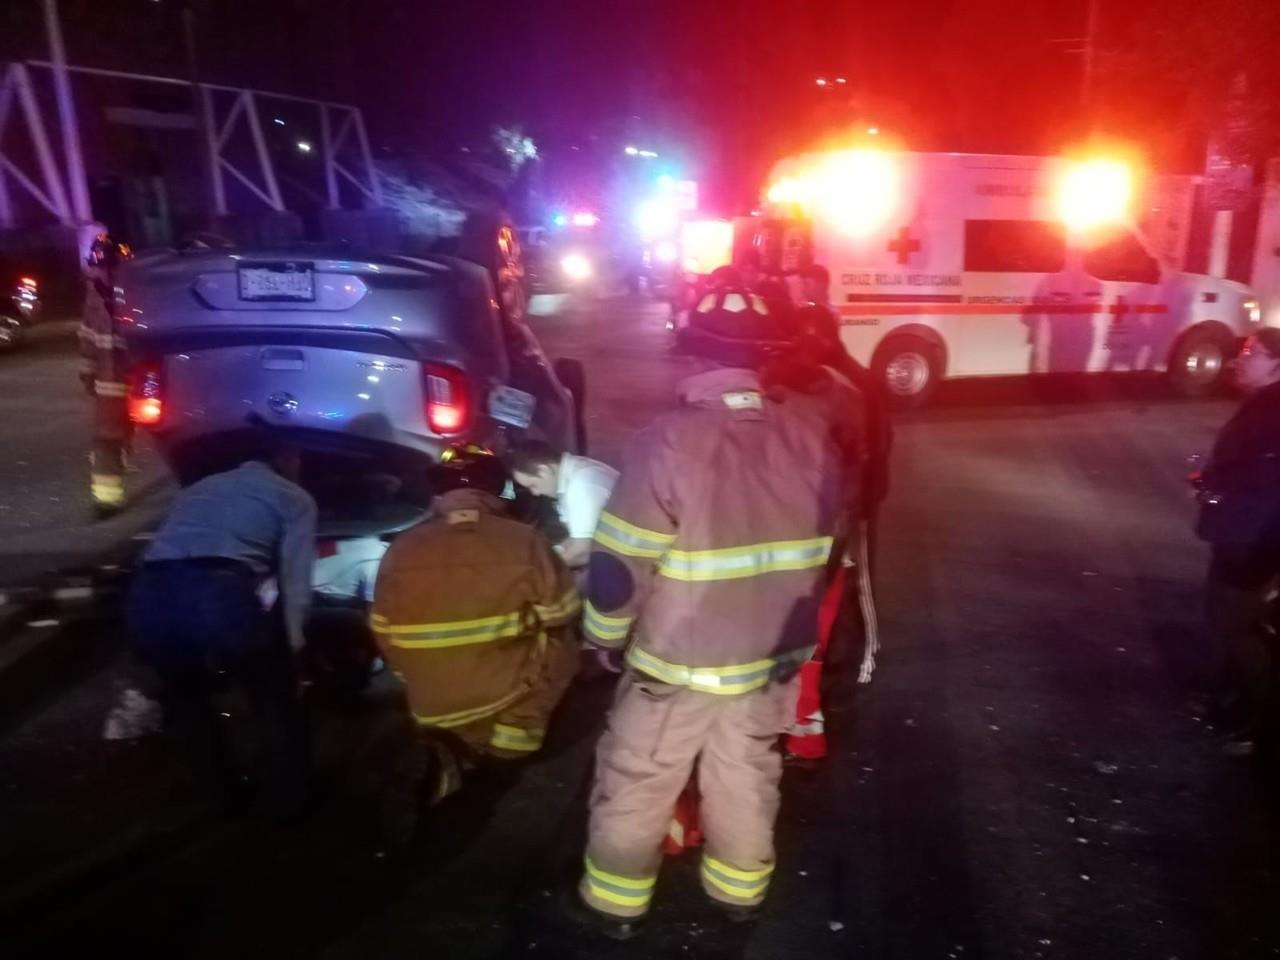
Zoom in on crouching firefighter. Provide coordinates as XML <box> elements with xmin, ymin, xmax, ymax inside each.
<box><xmin>370</xmin><ymin>444</ymin><xmax>580</xmax><ymax>835</ymax></box>
<box><xmin>572</xmin><ymin>286</ymin><xmax>850</xmax><ymax>938</ymax></box>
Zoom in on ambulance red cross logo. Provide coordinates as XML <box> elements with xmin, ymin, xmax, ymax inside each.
<box><xmin>887</xmin><ymin>226</ymin><xmax>920</xmax><ymax>265</ymax></box>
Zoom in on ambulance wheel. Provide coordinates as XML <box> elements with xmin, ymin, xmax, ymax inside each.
<box><xmin>1168</xmin><ymin>327</ymin><xmax>1231</xmax><ymax>397</ymax></box>
<box><xmin>874</xmin><ymin>336</ymin><xmax>941</xmax><ymax>409</ymax></box>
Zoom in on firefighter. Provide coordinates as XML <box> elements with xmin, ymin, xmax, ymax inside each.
<box><xmin>571</xmin><ymin>289</ymin><xmax>852</xmax><ymax>937</ymax></box>
<box><xmin>77</xmin><ymin>224</ymin><xmax>131</xmax><ymax>519</ymax></box>
<box><xmin>796</xmin><ymin>263</ymin><xmax>892</xmax><ymax>683</ymax></box>
<box><xmin>371</xmin><ymin>444</ymin><xmax>580</xmax><ymax>834</ymax></box>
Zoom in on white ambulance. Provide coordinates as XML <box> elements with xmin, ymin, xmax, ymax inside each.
<box><xmin>758</xmin><ymin>149</ymin><xmax>1263</xmax><ymax>406</ymax></box>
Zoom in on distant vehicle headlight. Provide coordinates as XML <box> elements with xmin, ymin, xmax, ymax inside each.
<box><xmin>561</xmin><ymin>252</ymin><xmax>593</xmax><ymax>282</ymax></box>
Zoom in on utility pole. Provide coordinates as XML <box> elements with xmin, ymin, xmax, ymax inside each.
<box><xmin>41</xmin><ymin>0</ymin><xmax>92</xmax><ymax>224</ymax></box>
<box><xmin>1081</xmin><ymin>0</ymin><xmax>1100</xmax><ymax>109</ymax></box>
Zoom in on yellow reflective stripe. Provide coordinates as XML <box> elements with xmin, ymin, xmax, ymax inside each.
<box><xmin>594</xmin><ymin>511</ymin><xmax>675</xmax><ymax>559</ymax></box>
<box><xmin>702</xmin><ymin>857</ymin><xmax>773</xmax><ymax>899</ymax></box>
<box><xmin>658</xmin><ymin>537</ymin><xmax>833</xmax><ymax>582</ymax></box>
<box><xmin>627</xmin><ymin>644</ymin><xmax>814</xmax><ymax>695</ymax></box>
<box><xmin>533</xmin><ymin>587</ymin><xmax>581</xmax><ymax>626</ymax></box>
<box><xmin>90</xmin><ymin>473</ymin><xmax>124</xmax><ymax>488</ymax></box>
<box><xmin>704</xmin><ymin>856</ymin><xmax>773</xmax><ymax>883</ymax></box>
<box><xmin>94</xmin><ymin>380</ymin><xmax>128</xmax><ymax>398</ymax></box>
<box><xmin>584</xmin><ymin>858</ymin><xmax>656</xmax><ymax>908</ymax></box>
<box><xmin>371</xmin><ymin>609</ymin><xmax>526</xmax><ymax>649</ymax></box>
<box><xmin>583</xmin><ymin>599</ymin><xmax>632</xmax><ymax>643</ymax></box>
<box><xmin>489</xmin><ymin>723</ymin><xmax>544</xmax><ymax>753</ymax></box>
<box><xmin>412</xmin><ymin>687</ymin><xmax>523</xmax><ymax>729</ymax></box>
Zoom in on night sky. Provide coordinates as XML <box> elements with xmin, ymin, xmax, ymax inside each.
<box><xmin>2</xmin><ymin>0</ymin><xmax>1278</xmax><ymax>208</ymax></box>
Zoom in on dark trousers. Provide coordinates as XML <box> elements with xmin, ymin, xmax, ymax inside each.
<box><xmin>128</xmin><ymin>560</ymin><xmax>310</xmax><ymax>811</ymax></box>
<box><xmin>1206</xmin><ymin>543</ymin><xmax>1280</xmax><ymax>739</ymax></box>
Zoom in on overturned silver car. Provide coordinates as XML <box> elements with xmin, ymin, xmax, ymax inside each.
<box><xmin>117</xmin><ymin>243</ymin><xmax>585</xmax><ymax>533</ymax></box>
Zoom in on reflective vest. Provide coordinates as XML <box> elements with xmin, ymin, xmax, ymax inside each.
<box><xmin>584</xmin><ymin>366</ymin><xmax>854</xmax><ymax>693</ymax></box>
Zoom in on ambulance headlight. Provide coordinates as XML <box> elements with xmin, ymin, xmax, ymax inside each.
<box><xmin>1244</xmin><ymin>298</ymin><xmax>1262</xmax><ymax>325</ymax></box>
<box><xmin>1056</xmin><ymin>159</ymin><xmax>1134</xmax><ymax>233</ymax></box>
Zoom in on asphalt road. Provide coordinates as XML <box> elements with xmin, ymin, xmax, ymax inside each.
<box><xmin>2</xmin><ymin>295</ymin><xmax>1279</xmax><ymax>959</ymax></box>
<box><xmin>0</xmin><ymin>321</ymin><xmax>170</xmax><ymax>584</ymax></box>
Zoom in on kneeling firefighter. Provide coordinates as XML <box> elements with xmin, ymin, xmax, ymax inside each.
<box><xmin>370</xmin><ymin>445</ymin><xmax>581</xmax><ymax>823</ymax></box>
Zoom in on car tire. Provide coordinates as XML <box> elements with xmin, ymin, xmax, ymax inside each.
<box><xmin>554</xmin><ymin>357</ymin><xmax>589</xmax><ymax>454</ymax></box>
<box><xmin>1168</xmin><ymin>326</ymin><xmax>1232</xmax><ymax>397</ymax></box>
<box><xmin>0</xmin><ymin>314</ymin><xmax>27</xmax><ymax>352</ymax></box>
<box><xmin>873</xmin><ymin>335</ymin><xmax>941</xmax><ymax>409</ymax></box>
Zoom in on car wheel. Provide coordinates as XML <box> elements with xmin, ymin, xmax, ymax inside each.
<box><xmin>1169</xmin><ymin>327</ymin><xmax>1231</xmax><ymax>397</ymax></box>
<box><xmin>873</xmin><ymin>335</ymin><xmax>941</xmax><ymax>409</ymax></box>
<box><xmin>0</xmin><ymin>314</ymin><xmax>27</xmax><ymax>352</ymax></box>
<box><xmin>553</xmin><ymin>357</ymin><xmax>588</xmax><ymax>454</ymax></box>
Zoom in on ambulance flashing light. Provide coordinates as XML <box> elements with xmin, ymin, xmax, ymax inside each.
<box><xmin>766</xmin><ymin>149</ymin><xmax>899</xmax><ymax>238</ymax></box>
<box><xmin>1055</xmin><ymin>159</ymin><xmax>1135</xmax><ymax>233</ymax></box>
<box><xmin>679</xmin><ymin>218</ymin><xmax>734</xmax><ymax>275</ymax></box>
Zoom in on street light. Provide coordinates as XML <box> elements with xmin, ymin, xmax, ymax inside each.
<box><xmin>624</xmin><ymin>145</ymin><xmax>640</xmax><ymax>156</ymax></box>
<box><xmin>296</xmin><ymin>140</ymin><xmax>313</xmax><ymax>154</ymax></box>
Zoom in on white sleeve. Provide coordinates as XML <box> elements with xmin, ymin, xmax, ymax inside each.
<box><xmin>563</xmin><ymin>475</ymin><xmax>614</xmax><ymax>540</ymax></box>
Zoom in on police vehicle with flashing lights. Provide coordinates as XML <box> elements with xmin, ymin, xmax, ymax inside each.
<box><xmin>758</xmin><ymin>150</ymin><xmax>1263</xmax><ymax>407</ymax></box>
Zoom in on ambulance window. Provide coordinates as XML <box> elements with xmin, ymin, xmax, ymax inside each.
<box><xmin>1083</xmin><ymin>231</ymin><xmax>1160</xmax><ymax>284</ymax></box>
<box><xmin>964</xmin><ymin>220</ymin><xmax>1066</xmax><ymax>273</ymax></box>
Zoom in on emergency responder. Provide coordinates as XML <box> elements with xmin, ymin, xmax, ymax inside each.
<box><xmin>77</xmin><ymin>224</ymin><xmax>131</xmax><ymax>518</ymax></box>
<box><xmin>571</xmin><ymin>289</ymin><xmax>851</xmax><ymax>937</ymax></box>
<box><xmin>128</xmin><ymin>426</ymin><xmax>317</xmax><ymax>816</ymax></box>
<box><xmin>371</xmin><ymin>444</ymin><xmax>580</xmax><ymax>832</ymax></box>
<box><xmin>795</xmin><ymin>263</ymin><xmax>892</xmax><ymax>683</ymax></box>
<box><xmin>508</xmin><ymin>439</ymin><xmax>619</xmax><ymax>570</ymax></box>
<box><xmin>1193</xmin><ymin>328</ymin><xmax>1280</xmax><ymax>757</ymax></box>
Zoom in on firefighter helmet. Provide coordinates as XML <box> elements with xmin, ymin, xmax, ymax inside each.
<box><xmin>433</xmin><ymin>443</ymin><xmax>508</xmax><ymax>498</ymax></box>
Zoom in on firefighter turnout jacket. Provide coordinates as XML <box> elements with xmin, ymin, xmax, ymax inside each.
<box><xmin>584</xmin><ymin>367</ymin><xmax>849</xmax><ymax>690</ymax></box>
<box><xmin>371</xmin><ymin>488</ymin><xmax>580</xmax><ymax>755</ymax></box>
<box><xmin>79</xmin><ymin>263</ymin><xmax>131</xmax><ymax>511</ymax></box>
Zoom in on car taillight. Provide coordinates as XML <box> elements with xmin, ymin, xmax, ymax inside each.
<box><xmin>129</xmin><ymin>361</ymin><xmax>164</xmax><ymax>426</ymax></box>
<box><xmin>19</xmin><ymin>276</ymin><xmax>36</xmax><ymax>290</ymax></box>
<box><xmin>424</xmin><ymin>363</ymin><xmax>469</xmax><ymax>435</ymax></box>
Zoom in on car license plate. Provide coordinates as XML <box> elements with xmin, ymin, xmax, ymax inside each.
<box><xmin>489</xmin><ymin>385</ymin><xmax>536</xmax><ymax>428</ymax></box>
<box><xmin>237</xmin><ymin>262</ymin><xmax>315</xmax><ymax>302</ymax></box>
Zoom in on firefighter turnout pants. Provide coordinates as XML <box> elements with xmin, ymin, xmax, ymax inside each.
<box><xmin>581</xmin><ymin>670</ymin><xmax>799</xmax><ymax>918</ymax></box>
<box><xmin>90</xmin><ymin>392</ymin><xmax>130</xmax><ymax>512</ymax></box>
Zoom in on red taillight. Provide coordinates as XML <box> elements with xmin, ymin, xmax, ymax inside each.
<box><xmin>19</xmin><ymin>276</ymin><xmax>36</xmax><ymax>290</ymax></box>
<box><xmin>424</xmin><ymin>363</ymin><xmax>469</xmax><ymax>435</ymax></box>
<box><xmin>129</xmin><ymin>361</ymin><xmax>164</xmax><ymax>426</ymax></box>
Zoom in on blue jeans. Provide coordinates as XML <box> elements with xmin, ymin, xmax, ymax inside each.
<box><xmin>128</xmin><ymin>560</ymin><xmax>310</xmax><ymax>812</ymax></box>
